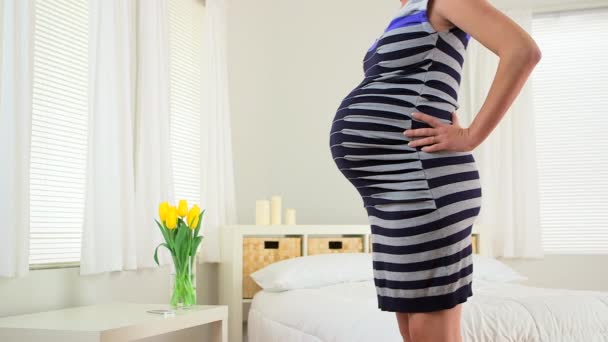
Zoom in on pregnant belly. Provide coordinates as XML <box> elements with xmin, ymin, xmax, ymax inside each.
<box><xmin>329</xmin><ymin>81</ymin><xmax>462</xmax><ymax>158</ymax></box>
<box><xmin>328</xmin><ymin>91</ymin><xmax>480</xmax><ymax>196</ymax></box>
<box><xmin>328</xmin><ymin>83</ymin><xmax>481</xmax><ymax>218</ymax></box>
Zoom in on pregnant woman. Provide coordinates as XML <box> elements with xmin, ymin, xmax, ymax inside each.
<box><xmin>329</xmin><ymin>0</ymin><xmax>541</xmax><ymax>341</ymax></box>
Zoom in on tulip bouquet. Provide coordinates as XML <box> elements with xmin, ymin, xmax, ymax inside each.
<box><xmin>155</xmin><ymin>199</ymin><xmax>205</xmax><ymax>308</ymax></box>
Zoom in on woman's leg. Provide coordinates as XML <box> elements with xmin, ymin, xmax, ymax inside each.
<box><xmin>407</xmin><ymin>304</ymin><xmax>463</xmax><ymax>342</ymax></box>
<box><xmin>395</xmin><ymin>312</ymin><xmax>413</xmax><ymax>342</ymax></box>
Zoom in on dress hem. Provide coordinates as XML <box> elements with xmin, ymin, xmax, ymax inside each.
<box><xmin>376</xmin><ymin>281</ymin><xmax>473</xmax><ymax>313</ymax></box>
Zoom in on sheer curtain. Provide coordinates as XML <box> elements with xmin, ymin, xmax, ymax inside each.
<box><xmin>0</xmin><ymin>0</ymin><xmax>34</xmax><ymax>278</ymax></box>
<box><xmin>81</xmin><ymin>0</ymin><xmax>175</xmax><ymax>274</ymax></box>
<box><xmin>199</xmin><ymin>0</ymin><xmax>238</xmax><ymax>263</ymax></box>
<box><xmin>80</xmin><ymin>0</ymin><xmax>137</xmax><ymax>275</ymax></box>
<box><xmin>133</xmin><ymin>0</ymin><xmax>173</xmax><ymax>268</ymax></box>
<box><xmin>83</xmin><ymin>0</ymin><xmax>238</xmax><ymax>267</ymax></box>
<box><xmin>460</xmin><ymin>9</ymin><xmax>543</xmax><ymax>259</ymax></box>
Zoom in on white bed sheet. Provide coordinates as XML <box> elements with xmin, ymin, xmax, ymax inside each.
<box><xmin>247</xmin><ymin>279</ymin><xmax>608</xmax><ymax>342</ymax></box>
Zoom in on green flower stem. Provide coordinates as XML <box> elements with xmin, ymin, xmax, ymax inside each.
<box><xmin>170</xmin><ymin>256</ymin><xmax>196</xmax><ymax>308</ymax></box>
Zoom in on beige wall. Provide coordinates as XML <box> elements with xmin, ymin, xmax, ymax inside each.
<box><xmin>226</xmin><ymin>0</ymin><xmax>398</xmax><ymax>225</ymax></box>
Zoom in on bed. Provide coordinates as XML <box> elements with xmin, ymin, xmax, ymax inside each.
<box><xmin>247</xmin><ymin>253</ymin><xmax>608</xmax><ymax>342</ymax></box>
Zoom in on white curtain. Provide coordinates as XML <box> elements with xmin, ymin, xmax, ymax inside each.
<box><xmin>199</xmin><ymin>0</ymin><xmax>238</xmax><ymax>263</ymax></box>
<box><xmin>133</xmin><ymin>0</ymin><xmax>173</xmax><ymax>268</ymax></box>
<box><xmin>460</xmin><ymin>9</ymin><xmax>543</xmax><ymax>259</ymax></box>
<box><xmin>0</xmin><ymin>0</ymin><xmax>34</xmax><ymax>278</ymax></box>
<box><xmin>80</xmin><ymin>0</ymin><xmax>138</xmax><ymax>275</ymax></box>
<box><xmin>82</xmin><ymin>0</ymin><xmax>175</xmax><ymax>274</ymax></box>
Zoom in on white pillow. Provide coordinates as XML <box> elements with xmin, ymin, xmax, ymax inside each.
<box><xmin>249</xmin><ymin>252</ymin><xmax>526</xmax><ymax>293</ymax></box>
<box><xmin>472</xmin><ymin>254</ymin><xmax>528</xmax><ymax>283</ymax></box>
<box><xmin>249</xmin><ymin>252</ymin><xmax>373</xmax><ymax>292</ymax></box>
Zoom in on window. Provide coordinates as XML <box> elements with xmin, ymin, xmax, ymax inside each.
<box><xmin>28</xmin><ymin>0</ymin><xmax>205</xmax><ymax>266</ymax></box>
<box><xmin>168</xmin><ymin>0</ymin><xmax>203</xmax><ymax>205</ymax></box>
<box><xmin>532</xmin><ymin>8</ymin><xmax>608</xmax><ymax>254</ymax></box>
<box><xmin>29</xmin><ymin>0</ymin><xmax>89</xmax><ymax>265</ymax></box>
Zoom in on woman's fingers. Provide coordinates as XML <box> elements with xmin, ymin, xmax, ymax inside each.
<box><xmin>404</xmin><ymin>111</ymin><xmax>442</xmax><ymax>137</ymax></box>
<box><xmin>408</xmin><ymin>136</ymin><xmax>437</xmax><ymax>148</ymax></box>
<box><xmin>403</xmin><ymin>111</ymin><xmax>467</xmax><ymax>153</ymax></box>
<box><xmin>421</xmin><ymin>142</ymin><xmax>447</xmax><ymax>152</ymax></box>
<box><xmin>403</xmin><ymin>127</ymin><xmax>436</xmax><ymax>137</ymax></box>
<box><xmin>412</xmin><ymin>112</ymin><xmax>443</xmax><ymax>128</ymax></box>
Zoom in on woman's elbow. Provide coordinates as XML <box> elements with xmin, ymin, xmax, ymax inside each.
<box><xmin>527</xmin><ymin>41</ymin><xmax>542</xmax><ymax>65</ymax></box>
<box><xmin>504</xmin><ymin>40</ymin><xmax>542</xmax><ymax>67</ymax></box>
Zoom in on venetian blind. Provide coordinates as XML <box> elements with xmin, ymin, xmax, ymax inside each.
<box><xmin>532</xmin><ymin>7</ymin><xmax>608</xmax><ymax>254</ymax></box>
<box><xmin>168</xmin><ymin>0</ymin><xmax>203</xmax><ymax>205</ymax></box>
<box><xmin>29</xmin><ymin>0</ymin><xmax>89</xmax><ymax>265</ymax></box>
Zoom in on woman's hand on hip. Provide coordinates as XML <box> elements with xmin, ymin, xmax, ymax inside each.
<box><xmin>403</xmin><ymin>111</ymin><xmax>478</xmax><ymax>153</ymax></box>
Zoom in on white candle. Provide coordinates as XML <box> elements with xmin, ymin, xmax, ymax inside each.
<box><xmin>255</xmin><ymin>200</ymin><xmax>270</xmax><ymax>225</ymax></box>
<box><xmin>270</xmin><ymin>195</ymin><xmax>282</xmax><ymax>225</ymax></box>
<box><xmin>285</xmin><ymin>208</ymin><xmax>296</xmax><ymax>225</ymax></box>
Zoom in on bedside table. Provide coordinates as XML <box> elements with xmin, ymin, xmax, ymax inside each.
<box><xmin>0</xmin><ymin>302</ymin><xmax>228</xmax><ymax>342</ymax></box>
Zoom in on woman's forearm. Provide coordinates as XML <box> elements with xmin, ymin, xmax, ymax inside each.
<box><xmin>467</xmin><ymin>43</ymin><xmax>542</xmax><ymax>148</ymax></box>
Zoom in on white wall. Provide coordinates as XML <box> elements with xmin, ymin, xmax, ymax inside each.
<box><xmin>226</xmin><ymin>0</ymin><xmax>398</xmax><ymax>225</ymax></box>
<box><xmin>225</xmin><ymin>0</ymin><xmax>608</xmax><ymax>291</ymax></box>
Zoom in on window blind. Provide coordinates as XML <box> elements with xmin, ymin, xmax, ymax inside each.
<box><xmin>29</xmin><ymin>0</ymin><xmax>89</xmax><ymax>265</ymax></box>
<box><xmin>532</xmin><ymin>8</ymin><xmax>608</xmax><ymax>254</ymax></box>
<box><xmin>168</xmin><ymin>0</ymin><xmax>203</xmax><ymax>205</ymax></box>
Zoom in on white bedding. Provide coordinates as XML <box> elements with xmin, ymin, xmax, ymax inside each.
<box><xmin>248</xmin><ymin>279</ymin><xmax>608</xmax><ymax>342</ymax></box>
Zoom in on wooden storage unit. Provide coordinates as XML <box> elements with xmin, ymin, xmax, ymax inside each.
<box><xmin>472</xmin><ymin>233</ymin><xmax>479</xmax><ymax>254</ymax></box>
<box><xmin>242</xmin><ymin>237</ymin><xmax>302</xmax><ymax>298</ymax></box>
<box><xmin>307</xmin><ymin>236</ymin><xmax>363</xmax><ymax>255</ymax></box>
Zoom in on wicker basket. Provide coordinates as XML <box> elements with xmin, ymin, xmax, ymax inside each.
<box><xmin>307</xmin><ymin>236</ymin><xmax>363</xmax><ymax>255</ymax></box>
<box><xmin>242</xmin><ymin>237</ymin><xmax>302</xmax><ymax>298</ymax></box>
<box><xmin>472</xmin><ymin>234</ymin><xmax>479</xmax><ymax>254</ymax></box>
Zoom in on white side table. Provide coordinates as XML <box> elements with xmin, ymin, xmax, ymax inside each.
<box><xmin>0</xmin><ymin>302</ymin><xmax>228</xmax><ymax>342</ymax></box>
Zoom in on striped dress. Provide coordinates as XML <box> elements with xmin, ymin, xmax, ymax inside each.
<box><xmin>329</xmin><ymin>0</ymin><xmax>482</xmax><ymax>313</ymax></box>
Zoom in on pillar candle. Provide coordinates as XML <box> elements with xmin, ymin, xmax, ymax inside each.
<box><xmin>285</xmin><ymin>208</ymin><xmax>296</xmax><ymax>225</ymax></box>
<box><xmin>255</xmin><ymin>200</ymin><xmax>270</xmax><ymax>225</ymax></box>
<box><xmin>270</xmin><ymin>195</ymin><xmax>282</xmax><ymax>225</ymax></box>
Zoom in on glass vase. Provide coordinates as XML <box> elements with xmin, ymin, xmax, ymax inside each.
<box><xmin>169</xmin><ymin>254</ymin><xmax>197</xmax><ymax>308</ymax></box>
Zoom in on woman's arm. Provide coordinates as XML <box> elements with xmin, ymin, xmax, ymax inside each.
<box><xmin>443</xmin><ymin>0</ymin><xmax>543</xmax><ymax>148</ymax></box>
<box><xmin>405</xmin><ymin>0</ymin><xmax>542</xmax><ymax>152</ymax></box>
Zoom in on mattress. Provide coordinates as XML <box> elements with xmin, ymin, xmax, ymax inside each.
<box><xmin>247</xmin><ymin>279</ymin><xmax>608</xmax><ymax>342</ymax></box>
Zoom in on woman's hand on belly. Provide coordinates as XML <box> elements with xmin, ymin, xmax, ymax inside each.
<box><xmin>404</xmin><ymin>111</ymin><xmax>479</xmax><ymax>153</ymax></box>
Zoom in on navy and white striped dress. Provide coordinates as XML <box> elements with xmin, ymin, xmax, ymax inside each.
<box><xmin>329</xmin><ymin>0</ymin><xmax>482</xmax><ymax>313</ymax></box>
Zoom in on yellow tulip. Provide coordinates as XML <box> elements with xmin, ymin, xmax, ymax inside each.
<box><xmin>187</xmin><ymin>204</ymin><xmax>201</xmax><ymax>229</ymax></box>
<box><xmin>166</xmin><ymin>205</ymin><xmax>178</xmax><ymax>230</ymax></box>
<box><xmin>177</xmin><ymin>199</ymin><xmax>189</xmax><ymax>217</ymax></box>
<box><xmin>158</xmin><ymin>201</ymin><xmax>169</xmax><ymax>222</ymax></box>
